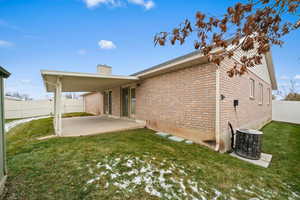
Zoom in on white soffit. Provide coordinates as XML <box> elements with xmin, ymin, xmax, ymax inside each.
<box><xmin>41</xmin><ymin>70</ymin><xmax>139</xmax><ymax>92</ymax></box>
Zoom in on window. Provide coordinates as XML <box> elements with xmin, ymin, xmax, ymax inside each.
<box><xmin>267</xmin><ymin>88</ymin><xmax>271</xmax><ymax>105</ymax></box>
<box><xmin>130</xmin><ymin>88</ymin><xmax>136</xmax><ymax>115</ymax></box>
<box><xmin>108</xmin><ymin>91</ymin><xmax>112</xmax><ymax>114</ymax></box>
<box><xmin>121</xmin><ymin>87</ymin><xmax>136</xmax><ymax>117</ymax></box>
<box><xmin>104</xmin><ymin>91</ymin><xmax>112</xmax><ymax>115</ymax></box>
<box><xmin>259</xmin><ymin>83</ymin><xmax>263</xmax><ymax>104</ymax></box>
<box><xmin>121</xmin><ymin>87</ymin><xmax>129</xmax><ymax>117</ymax></box>
<box><xmin>250</xmin><ymin>78</ymin><xmax>255</xmax><ymax>99</ymax></box>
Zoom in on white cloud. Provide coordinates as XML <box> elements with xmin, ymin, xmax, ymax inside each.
<box><xmin>98</xmin><ymin>40</ymin><xmax>116</xmax><ymax>49</ymax></box>
<box><xmin>82</xmin><ymin>0</ymin><xmax>155</xmax><ymax>9</ymax></box>
<box><xmin>294</xmin><ymin>75</ymin><xmax>300</xmax><ymax>80</ymax></box>
<box><xmin>280</xmin><ymin>75</ymin><xmax>289</xmax><ymax>80</ymax></box>
<box><xmin>128</xmin><ymin>0</ymin><xmax>155</xmax><ymax>10</ymax></box>
<box><xmin>83</xmin><ymin>0</ymin><xmax>119</xmax><ymax>8</ymax></box>
<box><xmin>77</xmin><ymin>49</ymin><xmax>87</xmax><ymax>55</ymax></box>
<box><xmin>0</xmin><ymin>40</ymin><xmax>13</xmax><ymax>47</ymax></box>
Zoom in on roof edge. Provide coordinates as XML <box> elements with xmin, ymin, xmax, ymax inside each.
<box><xmin>0</xmin><ymin>66</ymin><xmax>10</xmax><ymax>78</ymax></box>
<box><xmin>41</xmin><ymin>70</ymin><xmax>139</xmax><ymax>80</ymax></box>
<box><xmin>265</xmin><ymin>51</ymin><xmax>278</xmax><ymax>90</ymax></box>
<box><xmin>131</xmin><ymin>50</ymin><xmax>203</xmax><ymax>77</ymax></box>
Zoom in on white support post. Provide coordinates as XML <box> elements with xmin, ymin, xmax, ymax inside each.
<box><xmin>53</xmin><ymin>90</ymin><xmax>57</xmax><ymax>133</ymax></box>
<box><xmin>55</xmin><ymin>77</ymin><xmax>62</xmax><ymax>136</ymax></box>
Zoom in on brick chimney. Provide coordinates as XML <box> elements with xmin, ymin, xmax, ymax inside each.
<box><xmin>97</xmin><ymin>64</ymin><xmax>112</xmax><ymax>76</ymax></box>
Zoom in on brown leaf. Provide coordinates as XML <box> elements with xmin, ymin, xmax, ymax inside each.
<box><xmin>288</xmin><ymin>4</ymin><xmax>298</xmax><ymax>13</ymax></box>
<box><xmin>194</xmin><ymin>41</ymin><xmax>200</xmax><ymax>49</ymax></box>
<box><xmin>196</xmin><ymin>12</ymin><xmax>205</xmax><ymax>20</ymax></box>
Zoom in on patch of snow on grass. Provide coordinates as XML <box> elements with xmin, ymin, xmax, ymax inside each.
<box><xmin>212</xmin><ymin>189</ymin><xmax>222</xmax><ymax>200</ymax></box>
<box><xmin>125</xmin><ymin>159</ymin><xmax>134</xmax><ymax>167</ymax></box>
<box><xmin>85</xmin><ymin>154</ymin><xmax>210</xmax><ymax>199</ymax></box>
<box><xmin>145</xmin><ymin>184</ymin><xmax>162</xmax><ymax>198</ymax></box>
<box><xmin>86</xmin><ymin>176</ymin><xmax>100</xmax><ymax>184</ymax></box>
<box><xmin>84</xmin><ymin>154</ymin><xmax>299</xmax><ymax>200</ymax></box>
<box><xmin>113</xmin><ymin>180</ymin><xmax>130</xmax><ymax>189</ymax></box>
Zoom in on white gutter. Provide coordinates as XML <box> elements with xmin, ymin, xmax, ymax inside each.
<box><xmin>41</xmin><ymin>70</ymin><xmax>139</xmax><ymax>80</ymax></box>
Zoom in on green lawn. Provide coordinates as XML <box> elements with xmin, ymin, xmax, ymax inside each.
<box><xmin>2</xmin><ymin>118</ymin><xmax>300</xmax><ymax>200</ymax></box>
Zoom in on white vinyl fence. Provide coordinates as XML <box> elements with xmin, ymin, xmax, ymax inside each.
<box><xmin>5</xmin><ymin>98</ymin><xmax>84</xmax><ymax>119</ymax></box>
<box><xmin>272</xmin><ymin>100</ymin><xmax>300</xmax><ymax>124</ymax></box>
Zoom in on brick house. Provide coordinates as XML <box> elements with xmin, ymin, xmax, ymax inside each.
<box><xmin>42</xmin><ymin>49</ymin><xmax>277</xmax><ymax>152</ymax></box>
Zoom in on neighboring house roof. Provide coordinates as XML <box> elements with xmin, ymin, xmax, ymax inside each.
<box><xmin>0</xmin><ymin>66</ymin><xmax>10</xmax><ymax>78</ymax></box>
<box><xmin>132</xmin><ymin>49</ymin><xmax>277</xmax><ymax>90</ymax></box>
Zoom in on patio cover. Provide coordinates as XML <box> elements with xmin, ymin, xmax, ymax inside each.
<box><xmin>41</xmin><ymin>70</ymin><xmax>139</xmax><ymax>92</ymax></box>
<box><xmin>41</xmin><ymin>70</ymin><xmax>139</xmax><ymax>136</ymax></box>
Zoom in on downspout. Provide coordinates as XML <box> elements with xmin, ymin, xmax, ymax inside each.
<box><xmin>215</xmin><ymin>66</ymin><xmax>221</xmax><ymax>152</ymax></box>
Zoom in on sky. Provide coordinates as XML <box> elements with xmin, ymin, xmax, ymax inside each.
<box><xmin>0</xmin><ymin>0</ymin><xmax>299</xmax><ymax>99</ymax></box>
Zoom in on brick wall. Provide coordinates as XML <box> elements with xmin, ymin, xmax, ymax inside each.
<box><xmin>101</xmin><ymin>55</ymin><xmax>272</xmax><ymax>151</ymax></box>
<box><xmin>84</xmin><ymin>92</ymin><xmax>103</xmax><ymax>115</ymax></box>
<box><xmin>219</xmin><ymin>56</ymin><xmax>272</xmax><ymax>152</ymax></box>
<box><xmin>135</xmin><ymin>63</ymin><xmax>217</xmax><ymax>143</ymax></box>
<box><xmin>83</xmin><ymin>88</ymin><xmax>122</xmax><ymax>117</ymax></box>
<box><xmin>111</xmin><ymin>86</ymin><xmax>121</xmax><ymax>117</ymax></box>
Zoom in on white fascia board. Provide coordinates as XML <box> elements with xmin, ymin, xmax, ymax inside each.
<box><xmin>41</xmin><ymin>70</ymin><xmax>139</xmax><ymax>80</ymax></box>
<box><xmin>136</xmin><ymin>53</ymin><xmax>205</xmax><ymax>78</ymax></box>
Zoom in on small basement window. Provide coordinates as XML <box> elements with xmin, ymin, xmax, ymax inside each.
<box><xmin>249</xmin><ymin>78</ymin><xmax>255</xmax><ymax>99</ymax></box>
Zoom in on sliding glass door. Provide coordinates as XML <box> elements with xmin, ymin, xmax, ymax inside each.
<box><xmin>104</xmin><ymin>91</ymin><xmax>112</xmax><ymax>115</ymax></box>
<box><xmin>121</xmin><ymin>87</ymin><xmax>129</xmax><ymax>117</ymax></box>
<box><xmin>130</xmin><ymin>88</ymin><xmax>136</xmax><ymax>117</ymax></box>
<box><xmin>121</xmin><ymin>87</ymin><xmax>136</xmax><ymax>118</ymax></box>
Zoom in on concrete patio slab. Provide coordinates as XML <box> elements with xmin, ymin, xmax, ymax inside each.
<box><xmin>230</xmin><ymin>152</ymin><xmax>272</xmax><ymax>168</ymax></box>
<box><xmin>61</xmin><ymin>116</ymin><xmax>145</xmax><ymax>137</ymax></box>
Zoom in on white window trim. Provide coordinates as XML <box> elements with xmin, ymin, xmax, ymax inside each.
<box><xmin>249</xmin><ymin>78</ymin><xmax>255</xmax><ymax>99</ymax></box>
<box><xmin>259</xmin><ymin>83</ymin><xmax>263</xmax><ymax>105</ymax></box>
